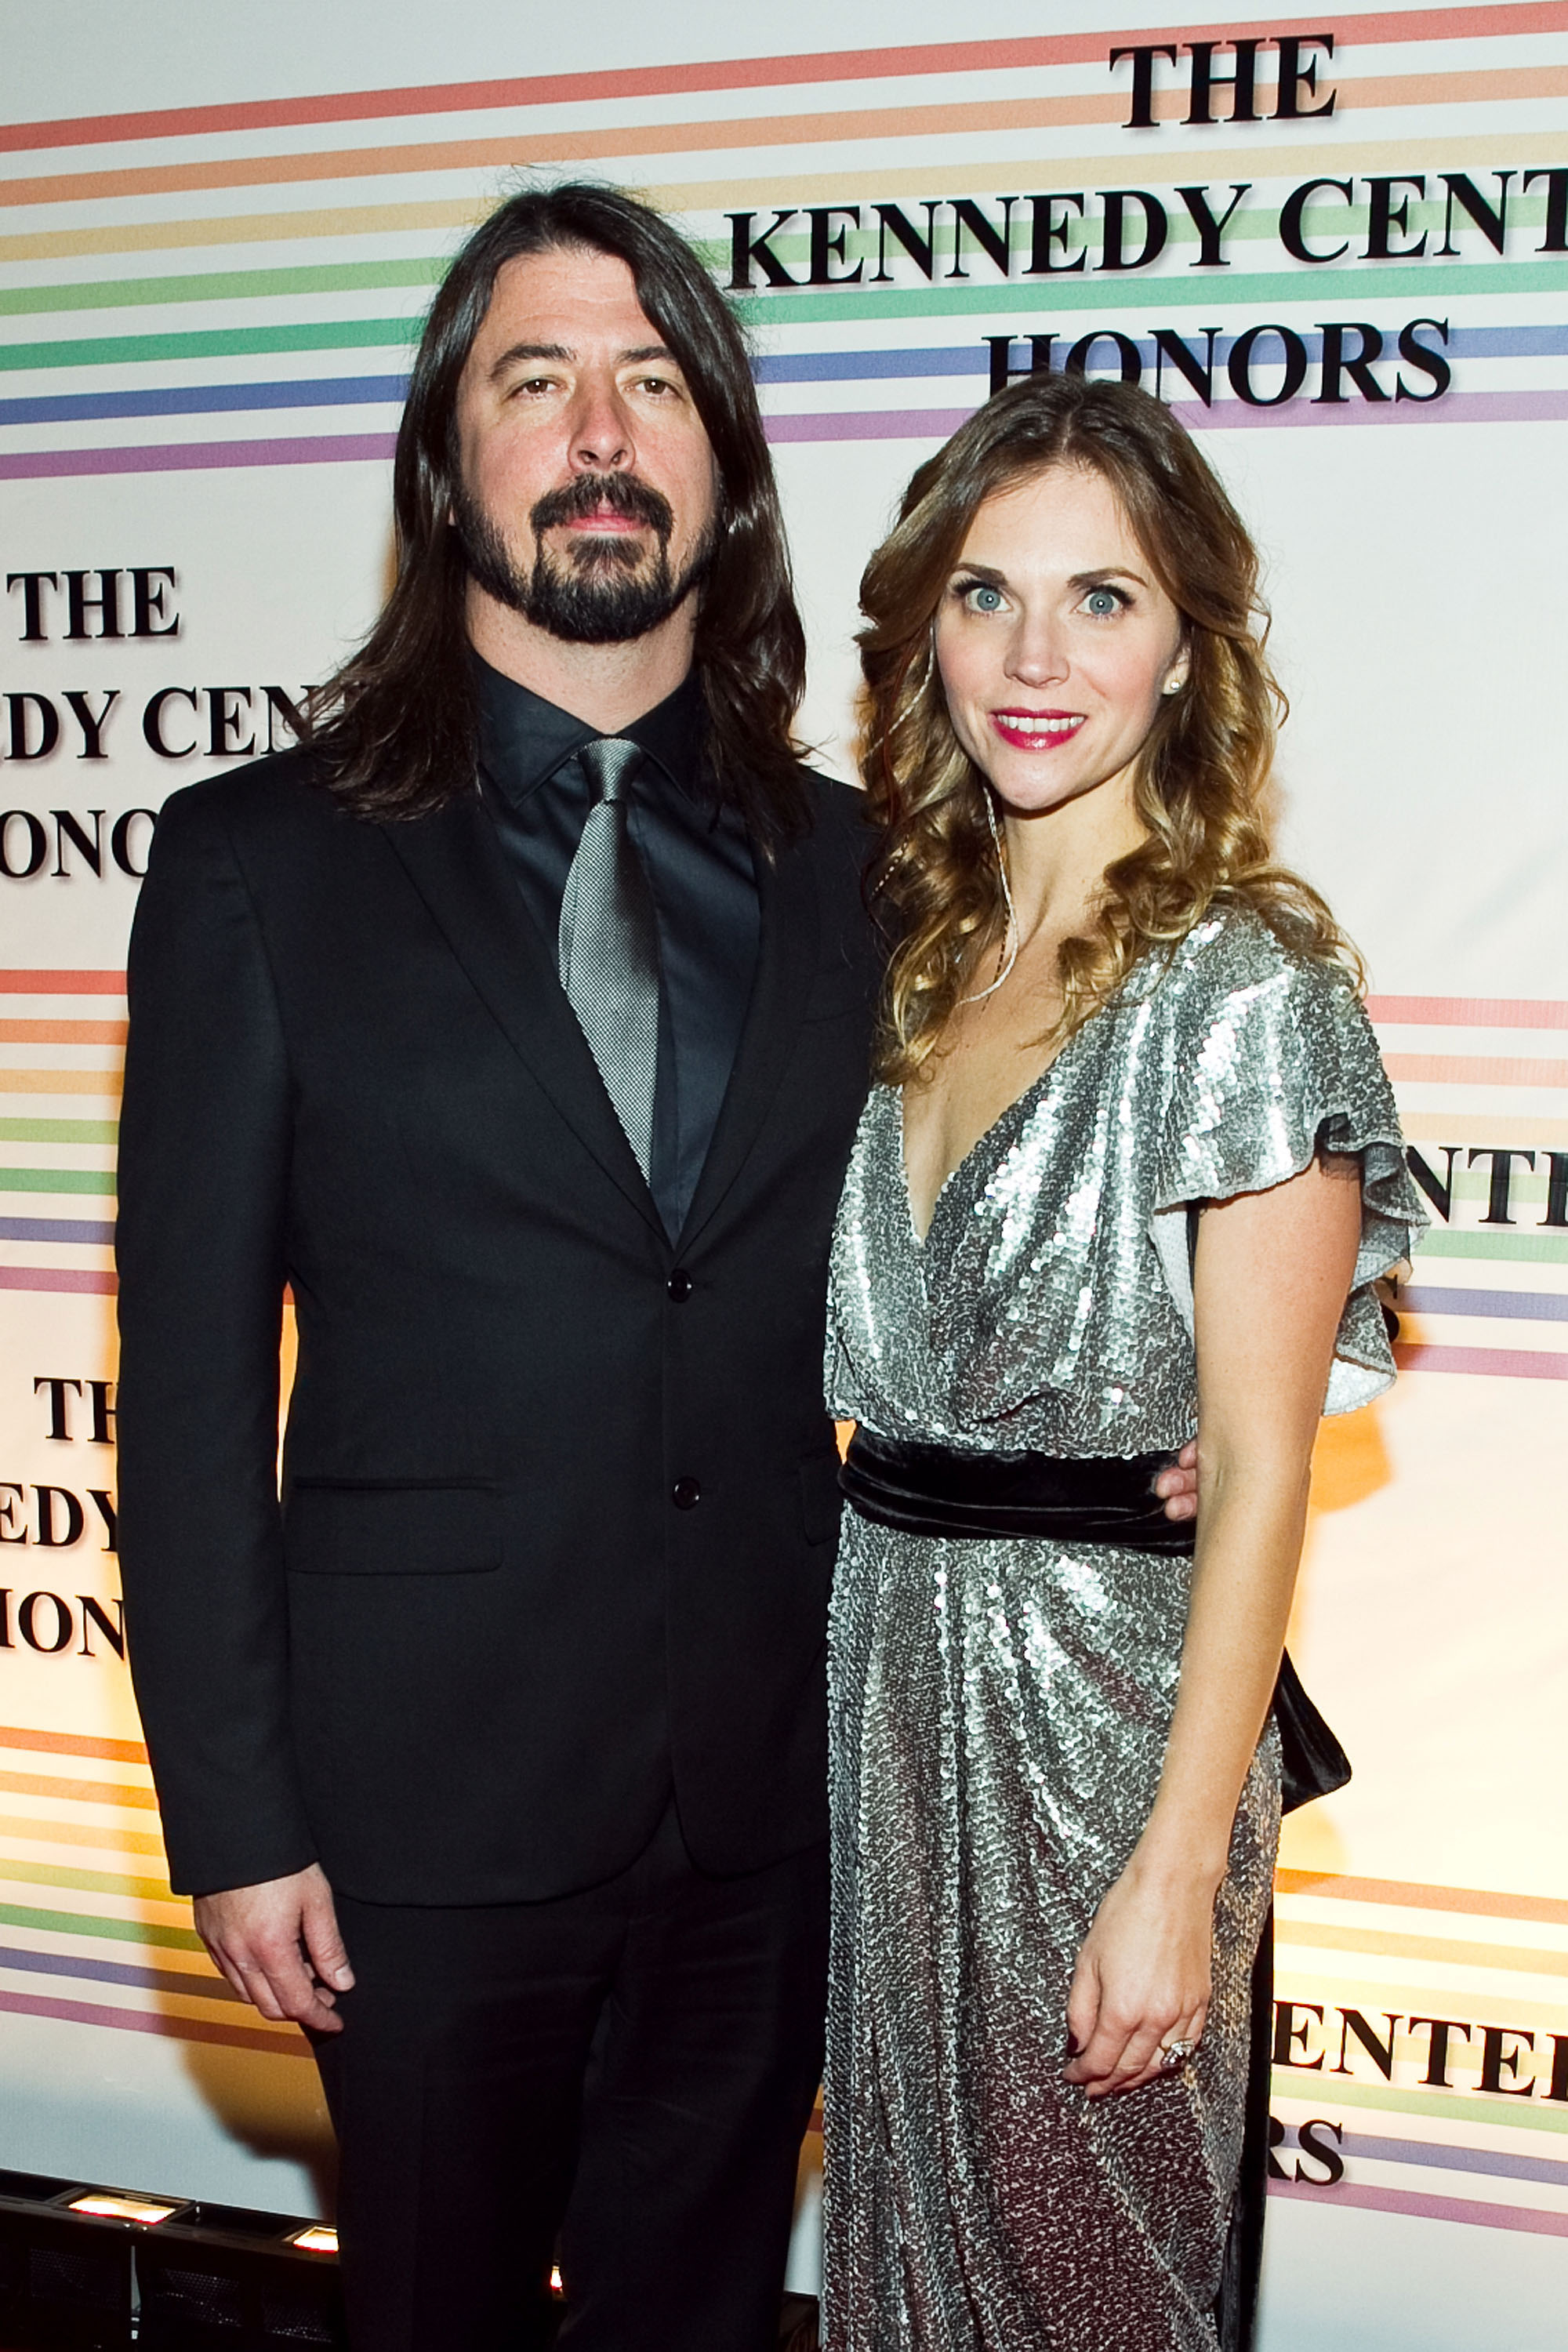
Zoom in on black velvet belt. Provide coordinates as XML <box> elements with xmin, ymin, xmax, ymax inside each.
<box><xmin>839</xmin><ymin>1428</ymin><xmax>1349</xmax><ymax>1817</ymax></box>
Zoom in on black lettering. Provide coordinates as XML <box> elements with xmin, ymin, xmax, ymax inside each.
<box><xmin>947</xmin><ymin>198</ymin><xmax>1016</xmax><ymax>281</ymax></box>
<box><xmin>1266</xmin><ymin>2116</ymin><xmax>1290</xmax><ymax>2180</ymax></box>
<box><xmin>263</xmin><ymin>687</ymin><xmax>305</xmax><ymax>751</ymax></box>
<box><xmin>142</xmin><ymin>688</ymin><xmax>199</xmax><ymax>758</ymax></box>
<box><xmin>1065</xmin><ymin>331</ymin><xmax>1142</xmax><ymax>386</ymax></box>
<box><xmin>1294</xmin><ymin>2118</ymin><xmax>1345</xmax><ymax>2185</ymax></box>
<box><xmin>0</xmin><ymin>1487</ymin><xmax>27</xmax><ymax>1544</ymax></box>
<box><xmin>1406</xmin><ymin>1145</ymin><xmax>1461</xmax><ymax>1221</ymax></box>
<box><xmin>0</xmin><ymin>811</ymin><xmax>49</xmax><ymax>877</ymax></box>
<box><xmin>110</xmin><ymin>808</ymin><xmax>155</xmax><ymax>877</ymax></box>
<box><xmin>1364</xmin><ymin>177</ymin><xmax>1428</xmax><ymax>262</ymax></box>
<box><xmin>1334</xmin><ymin>2009</ymin><xmax>1399</xmax><ymax>2080</ymax></box>
<box><xmin>206</xmin><ymin>687</ymin><xmax>256</xmax><ymax>760</ymax></box>
<box><xmin>87</xmin><ymin>1381</ymin><xmax>115</xmax><ymax>1446</ymax></box>
<box><xmin>726</xmin><ymin>210</ymin><xmax>800</xmax><ymax>290</ymax></box>
<box><xmin>1279</xmin><ymin>177</ymin><xmax>1352</xmax><ymax>264</ymax></box>
<box><xmin>1109</xmin><ymin>43</ymin><xmax>1178</xmax><ymax>130</ymax></box>
<box><xmin>1227</xmin><ymin>324</ymin><xmax>1308</xmax><ymax>407</ymax></box>
<box><xmin>128</xmin><ymin>567</ymin><xmax>179</xmax><ymax>637</ymax></box>
<box><xmin>6</xmin><ymin>572</ymin><xmax>56</xmax><ymax>641</ymax></box>
<box><xmin>86</xmin><ymin>1489</ymin><xmax>118</xmax><ymax>1553</ymax></box>
<box><xmin>63</xmin><ymin>569</ymin><xmax>122</xmax><ymax>641</ymax></box>
<box><xmin>1023</xmin><ymin>194</ymin><xmax>1087</xmax><ymax>277</ymax></box>
<box><xmin>1524</xmin><ymin>168</ymin><xmax>1568</xmax><ymax>253</ymax></box>
<box><xmin>1273</xmin><ymin>2001</ymin><xmax>1326</xmax><ymax>2070</ymax></box>
<box><xmin>985</xmin><ymin>336</ymin><xmax>1058</xmax><ymax>396</ymax></box>
<box><xmin>1410</xmin><ymin>2016</ymin><xmax>1474</xmax><ymax>2089</ymax></box>
<box><xmin>1437</xmin><ymin>172</ymin><xmax>1513</xmax><ymax>257</ymax></box>
<box><xmin>1541</xmin><ymin>1152</ymin><xmax>1568</xmax><ymax>1228</ymax></box>
<box><xmin>77</xmin><ymin>1595</ymin><xmax>124</xmax><ymax>1659</ymax></box>
<box><xmin>5</xmin><ymin>693</ymin><xmax>60</xmax><ymax>761</ymax></box>
<box><xmin>1176</xmin><ymin>183</ymin><xmax>1250</xmax><ymax>267</ymax></box>
<box><xmin>1478</xmin><ymin>2025</ymin><xmax>1536</xmax><ymax>2096</ymax></box>
<box><xmin>50</xmin><ymin>810</ymin><xmax>105</xmax><ymax>878</ymax></box>
<box><xmin>871</xmin><ymin>202</ymin><xmax>942</xmax><ymax>283</ymax></box>
<box><xmin>1546</xmin><ymin>2034</ymin><xmax>1568</xmax><ymax>2103</ymax></box>
<box><xmin>34</xmin><ymin>1376</ymin><xmax>82</xmax><ymax>1442</ymax></box>
<box><xmin>1274</xmin><ymin>32</ymin><xmax>1336</xmax><ymax>121</ymax></box>
<box><xmin>1185</xmin><ymin>40</ymin><xmax>1261</xmax><ymax>125</ymax></box>
<box><xmin>1396</xmin><ymin>317</ymin><xmax>1452</xmax><ymax>403</ymax></box>
<box><xmin>807</xmin><ymin>206</ymin><xmax>862</xmax><ymax>287</ymax></box>
<box><xmin>1099</xmin><ymin>191</ymin><xmax>1167</xmax><ymax>273</ymax></box>
<box><xmin>62</xmin><ymin>689</ymin><xmax>119</xmax><ymax>760</ymax></box>
<box><xmin>1316</xmin><ymin>322</ymin><xmax>1389</xmax><ymax>405</ymax></box>
<box><xmin>34</xmin><ymin>1486</ymin><xmax>85</xmax><ymax>1548</ymax></box>
<box><xmin>0</xmin><ymin>1588</ymin><xmax>9</xmax><ymax>1642</ymax></box>
<box><xmin>1470</xmin><ymin>1146</ymin><xmax>1535</xmax><ymax>1226</ymax></box>
<box><xmin>1152</xmin><ymin>327</ymin><xmax>1221</xmax><ymax>404</ymax></box>
<box><xmin>19</xmin><ymin>1591</ymin><xmax>73</xmax><ymax>1653</ymax></box>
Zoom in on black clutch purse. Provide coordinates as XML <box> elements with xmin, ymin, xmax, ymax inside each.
<box><xmin>1274</xmin><ymin>1648</ymin><xmax>1351</xmax><ymax>1813</ymax></box>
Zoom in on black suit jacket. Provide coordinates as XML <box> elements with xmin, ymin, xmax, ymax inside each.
<box><xmin>115</xmin><ymin>749</ymin><xmax>880</xmax><ymax>1903</ymax></box>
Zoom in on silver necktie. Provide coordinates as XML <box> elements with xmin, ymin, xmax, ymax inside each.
<box><xmin>557</xmin><ymin>737</ymin><xmax>660</xmax><ymax>1180</ymax></box>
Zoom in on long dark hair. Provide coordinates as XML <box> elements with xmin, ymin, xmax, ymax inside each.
<box><xmin>301</xmin><ymin>183</ymin><xmax>811</xmax><ymax>836</ymax></box>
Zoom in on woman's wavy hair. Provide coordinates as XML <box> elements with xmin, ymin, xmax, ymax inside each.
<box><xmin>858</xmin><ymin>371</ymin><xmax>1360</xmax><ymax>1080</ymax></box>
<box><xmin>301</xmin><ymin>182</ymin><xmax>810</xmax><ymax>837</ymax></box>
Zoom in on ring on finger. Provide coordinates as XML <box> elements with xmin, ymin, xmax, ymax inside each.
<box><xmin>1159</xmin><ymin>2036</ymin><xmax>1199</xmax><ymax>2071</ymax></box>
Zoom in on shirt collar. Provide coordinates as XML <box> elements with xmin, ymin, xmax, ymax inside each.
<box><xmin>473</xmin><ymin>650</ymin><xmax>710</xmax><ymax>812</ymax></box>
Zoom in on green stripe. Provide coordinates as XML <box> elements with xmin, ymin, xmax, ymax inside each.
<box><xmin>1273</xmin><ymin>2067</ymin><xmax>1568</xmax><ymax>2137</ymax></box>
<box><xmin>0</xmin><ymin>317</ymin><xmax>421</xmax><ymax>373</ymax></box>
<box><xmin>0</xmin><ymin>257</ymin><xmax>445</xmax><ymax>321</ymax></box>
<box><xmin>0</xmin><ymin>1900</ymin><xmax>201</xmax><ymax>1952</ymax></box>
<box><xmin>0</xmin><ymin>1118</ymin><xmax>116</xmax><ymax>1145</ymax></box>
<box><xmin>2</xmin><ymin>1857</ymin><xmax>169</xmax><ymax>1903</ymax></box>
<box><xmin>0</xmin><ymin>1168</ymin><xmax>116</xmax><ymax>1195</ymax></box>
<box><xmin>733</xmin><ymin>256</ymin><xmax>1568</xmax><ymax>325</ymax></box>
<box><xmin>1414</xmin><ymin>1229</ymin><xmax>1568</xmax><ymax>1264</ymax></box>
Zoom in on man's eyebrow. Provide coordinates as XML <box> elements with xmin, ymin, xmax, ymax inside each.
<box><xmin>487</xmin><ymin>341</ymin><xmax>681</xmax><ymax>380</ymax></box>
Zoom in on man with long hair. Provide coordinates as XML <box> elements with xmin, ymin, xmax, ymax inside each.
<box><xmin>114</xmin><ymin>183</ymin><xmax>880</xmax><ymax>2352</ymax></box>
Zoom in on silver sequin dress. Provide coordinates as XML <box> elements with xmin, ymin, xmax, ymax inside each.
<box><xmin>822</xmin><ymin>908</ymin><xmax>1425</xmax><ymax>2352</ymax></box>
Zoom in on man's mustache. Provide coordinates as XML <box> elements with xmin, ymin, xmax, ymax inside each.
<box><xmin>531</xmin><ymin>472</ymin><xmax>674</xmax><ymax>540</ymax></box>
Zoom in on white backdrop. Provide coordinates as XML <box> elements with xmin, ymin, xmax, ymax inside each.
<box><xmin>2</xmin><ymin>5</ymin><xmax>1566</xmax><ymax>2345</ymax></box>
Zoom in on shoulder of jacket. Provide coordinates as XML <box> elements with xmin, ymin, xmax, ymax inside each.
<box><xmin>149</xmin><ymin>746</ymin><xmax>356</xmax><ymax>848</ymax></box>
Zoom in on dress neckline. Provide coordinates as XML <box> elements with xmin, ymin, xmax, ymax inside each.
<box><xmin>898</xmin><ymin>1012</ymin><xmax>1099</xmax><ymax>1249</ymax></box>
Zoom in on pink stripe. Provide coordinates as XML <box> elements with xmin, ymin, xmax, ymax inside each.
<box><xmin>1396</xmin><ymin>1343</ymin><xmax>1568</xmax><ymax>1380</ymax></box>
<box><xmin>1383</xmin><ymin>1051</ymin><xmax>1568</xmax><ymax>1086</ymax></box>
<box><xmin>1368</xmin><ymin>995</ymin><xmax>1568</xmax><ymax>1028</ymax></box>
<box><xmin>0</xmin><ymin>1984</ymin><xmax>311</xmax><ymax>2059</ymax></box>
<box><xmin>0</xmin><ymin>434</ymin><xmax>397</xmax><ymax>481</ymax></box>
<box><xmin>1269</xmin><ymin>2176</ymin><xmax>1568</xmax><ymax>2237</ymax></box>
<box><xmin>0</xmin><ymin>1268</ymin><xmax>117</xmax><ymax>1294</ymax></box>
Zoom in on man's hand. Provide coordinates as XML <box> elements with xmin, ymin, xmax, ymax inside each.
<box><xmin>1154</xmin><ymin>1439</ymin><xmax>1199</xmax><ymax>1523</ymax></box>
<box><xmin>194</xmin><ymin>1863</ymin><xmax>354</xmax><ymax>2034</ymax></box>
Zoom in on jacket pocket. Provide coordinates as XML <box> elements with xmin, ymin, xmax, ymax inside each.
<box><xmin>285</xmin><ymin>1482</ymin><xmax>502</xmax><ymax>1575</ymax></box>
<box><xmin>798</xmin><ymin>1454</ymin><xmax>844</xmax><ymax>1548</ymax></box>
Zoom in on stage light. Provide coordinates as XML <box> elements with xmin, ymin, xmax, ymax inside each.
<box><xmin>287</xmin><ymin>2225</ymin><xmax>339</xmax><ymax>2256</ymax></box>
<box><xmin>67</xmin><ymin>2194</ymin><xmax>180</xmax><ymax>2227</ymax></box>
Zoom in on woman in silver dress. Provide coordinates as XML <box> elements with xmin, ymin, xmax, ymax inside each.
<box><xmin>822</xmin><ymin>376</ymin><xmax>1424</xmax><ymax>2352</ymax></box>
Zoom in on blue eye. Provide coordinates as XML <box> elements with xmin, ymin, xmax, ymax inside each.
<box><xmin>962</xmin><ymin>582</ymin><xmax>1004</xmax><ymax>613</ymax></box>
<box><xmin>1084</xmin><ymin>586</ymin><xmax>1123</xmax><ymax>618</ymax></box>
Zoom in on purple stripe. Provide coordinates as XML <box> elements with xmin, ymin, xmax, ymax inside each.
<box><xmin>0</xmin><ymin>1941</ymin><xmax>242</xmax><ymax>2005</ymax></box>
<box><xmin>0</xmin><ymin>1983</ymin><xmax>311</xmax><ymax>2058</ymax></box>
<box><xmin>767</xmin><ymin>407</ymin><xmax>977</xmax><ymax>443</ymax></box>
<box><xmin>1396</xmin><ymin>1342</ymin><xmax>1568</xmax><ymax>1380</ymax></box>
<box><xmin>1269</xmin><ymin>2176</ymin><xmax>1568</xmax><ymax>2237</ymax></box>
<box><xmin>0</xmin><ymin>431</ymin><xmax>397</xmax><ymax>480</ymax></box>
<box><xmin>0</xmin><ymin>1265</ymin><xmax>116</xmax><ymax>1293</ymax></box>
<box><xmin>0</xmin><ymin>1217</ymin><xmax>115</xmax><ymax>1245</ymax></box>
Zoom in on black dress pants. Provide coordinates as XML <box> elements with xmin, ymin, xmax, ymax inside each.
<box><xmin>313</xmin><ymin>1802</ymin><xmax>829</xmax><ymax>2352</ymax></box>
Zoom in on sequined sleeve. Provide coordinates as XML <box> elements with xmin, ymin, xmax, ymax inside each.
<box><xmin>1150</xmin><ymin>918</ymin><xmax>1426</xmax><ymax>1414</ymax></box>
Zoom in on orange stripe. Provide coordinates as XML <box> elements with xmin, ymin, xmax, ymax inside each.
<box><xmin>0</xmin><ymin>1769</ymin><xmax>158</xmax><ymax>1813</ymax></box>
<box><xmin>1384</xmin><ymin>1052</ymin><xmax>1568</xmax><ymax>1087</ymax></box>
<box><xmin>0</xmin><ymin>1020</ymin><xmax>127</xmax><ymax>1045</ymax></box>
<box><xmin>0</xmin><ymin>1724</ymin><xmax>148</xmax><ymax>1766</ymax></box>
<box><xmin>0</xmin><ymin>1072</ymin><xmax>123</xmax><ymax>1095</ymax></box>
<box><xmin>0</xmin><ymin>971</ymin><xmax>125</xmax><ymax>995</ymax></box>
<box><xmin>1277</xmin><ymin>1867</ymin><xmax>1568</xmax><ymax>1926</ymax></box>
<box><xmin>3</xmin><ymin>63</ymin><xmax>1562</xmax><ymax>212</ymax></box>
<box><xmin>0</xmin><ymin>1813</ymin><xmax>164</xmax><ymax>1857</ymax></box>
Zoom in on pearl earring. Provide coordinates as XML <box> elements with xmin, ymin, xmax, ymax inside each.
<box><xmin>1163</xmin><ymin>676</ymin><xmax>1184</xmax><ymax>695</ymax></box>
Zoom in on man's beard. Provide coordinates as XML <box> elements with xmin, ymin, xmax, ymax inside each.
<box><xmin>452</xmin><ymin>470</ymin><xmax>716</xmax><ymax>644</ymax></box>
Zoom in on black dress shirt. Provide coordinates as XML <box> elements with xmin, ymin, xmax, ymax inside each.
<box><xmin>474</xmin><ymin>653</ymin><xmax>760</xmax><ymax>1237</ymax></box>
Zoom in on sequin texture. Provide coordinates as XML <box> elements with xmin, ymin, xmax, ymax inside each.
<box><xmin>822</xmin><ymin>909</ymin><xmax>1425</xmax><ymax>2352</ymax></box>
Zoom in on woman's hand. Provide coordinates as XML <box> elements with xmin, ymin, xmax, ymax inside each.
<box><xmin>1062</xmin><ymin>1854</ymin><xmax>1215</xmax><ymax>2097</ymax></box>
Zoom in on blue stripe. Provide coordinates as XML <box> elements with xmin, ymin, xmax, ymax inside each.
<box><xmin>0</xmin><ymin>1216</ymin><xmax>114</xmax><ymax>1245</ymax></box>
<box><xmin>0</xmin><ymin>374</ymin><xmax>410</xmax><ymax>426</ymax></box>
<box><xmin>1401</xmin><ymin>1284</ymin><xmax>1568</xmax><ymax>1323</ymax></box>
<box><xmin>1341</xmin><ymin>2129</ymin><xmax>1568</xmax><ymax>2189</ymax></box>
<box><xmin>0</xmin><ymin>1942</ymin><xmax>240</xmax><ymax>2004</ymax></box>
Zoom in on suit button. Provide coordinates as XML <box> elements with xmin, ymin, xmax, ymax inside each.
<box><xmin>666</xmin><ymin>1269</ymin><xmax>693</xmax><ymax>1302</ymax></box>
<box><xmin>672</xmin><ymin>1476</ymin><xmax>702</xmax><ymax>1510</ymax></box>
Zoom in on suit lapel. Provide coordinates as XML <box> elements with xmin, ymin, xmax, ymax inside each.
<box><xmin>678</xmin><ymin>824</ymin><xmax>819</xmax><ymax>1251</ymax></box>
<box><xmin>380</xmin><ymin>792</ymin><xmax>664</xmax><ymax>1237</ymax></box>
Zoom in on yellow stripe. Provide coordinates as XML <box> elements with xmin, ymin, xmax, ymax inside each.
<box><xmin>0</xmin><ymin>1071</ymin><xmax>124</xmax><ymax>1096</ymax></box>
<box><xmin>0</xmin><ymin>195</ymin><xmax>492</xmax><ymax>264</ymax></box>
<box><xmin>1279</xmin><ymin>1918</ymin><xmax>1568</xmax><ymax>1978</ymax></box>
<box><xmin>0</xmin><ymin>1813</ymin><xmax>164</xmax><ymax>1858</ymax></box>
